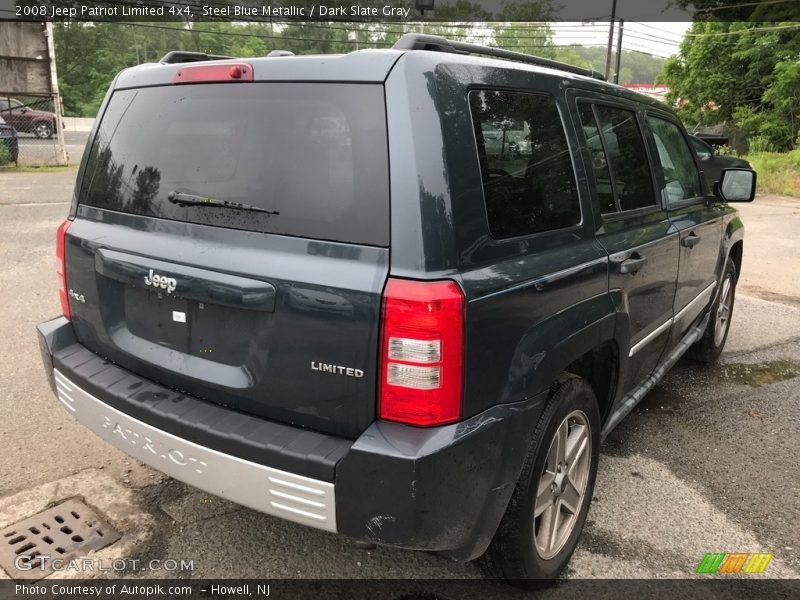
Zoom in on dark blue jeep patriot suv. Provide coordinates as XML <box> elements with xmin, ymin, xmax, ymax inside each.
<box><xmin>37</xmin><ymin>35</ymin><xmax>756</xmax><ymax>582</ymax></box>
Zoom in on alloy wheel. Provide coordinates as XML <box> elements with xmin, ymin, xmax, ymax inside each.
<box><xmin>714</xmin><ymin>275</ymin><xmax>733</xmax><ymax>347</ymax></box>
<box><xmin>533</xmin><ymin>410</ymin><xmax>592</xmax><ymax>560</ymax></box>
<box><xmin>34</xmin><ymin>122</ymin><xmax>53</xmax><ymax>139</ymax></box>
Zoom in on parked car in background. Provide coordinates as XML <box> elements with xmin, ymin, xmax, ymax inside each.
<box><xmin>0</xmin><ymin>115</ymin><xmax>19</xmax><ymax>163</ymax></box>
<box><xmin>0</xmin><ymin>97</ymin><xmax>59</xmax><ymax>139</ymax></box>
<box><xmin>689</xmin><ymin>135</ymin><xmax>752</xmax><ymax>189</ymax></box>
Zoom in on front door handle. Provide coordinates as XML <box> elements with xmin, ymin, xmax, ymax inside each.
<box><xmin>618</xmin><ymin>255</ymin><xmax>648</xmax><ymax>274</ymax></box>
<box><xmin>682</xmin><ymin>233</ymin><xmax>702</xmax><ymax>249</ymax></box>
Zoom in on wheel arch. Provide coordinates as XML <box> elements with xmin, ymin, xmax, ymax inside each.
<box><xmin>563</xmin><ymin>339</ymin><xmax>620</xmax><ymax>425</ymax></box>
<box><xmin>729</xmin><ymin>240</ymin><xmax>743</xmax><ymax>281</ymax></box>
<box><xmin>724</xmin><ymin>214</ymin><xmax>744</xmax><ymax>282</ymax></box>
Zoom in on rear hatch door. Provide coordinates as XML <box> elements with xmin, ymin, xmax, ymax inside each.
<box><xmin>65</xmin><ymin>79</ymin><xmax>390</xmax><ymax>439</ymax></box>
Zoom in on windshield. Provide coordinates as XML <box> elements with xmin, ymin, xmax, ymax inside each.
<box><xmin>79</xmin><ymin>83</ymin><xmax>390</xmax><ymax>246</ymax></box>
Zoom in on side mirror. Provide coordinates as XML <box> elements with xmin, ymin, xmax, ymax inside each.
<box><xmin>20</xmin><ymin>107</ymin><xmax>27</xmax><ymax>114</ymax></box>
<box><xmin>715</xmin><ymin>168</ymin><xmax>756</xmax><ymax>203</ymax></box>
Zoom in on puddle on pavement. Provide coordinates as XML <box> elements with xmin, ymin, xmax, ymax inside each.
<box><xmin>636</xmin><ymin>359</ymin><xmax>800</xmax><ymax>414</ymax></box>
<box><xmin>635</xmin><ymin>385</ymin><xmax>685</xmax><ymax>413</ymax></box>
<box><xmin>714</xmin><ymin>359</ymin><xmax>800</xmax><ymax>387</ymax></box>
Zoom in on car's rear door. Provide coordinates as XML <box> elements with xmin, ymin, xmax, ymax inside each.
<box><xmin>572</xmin><ymin>95</ymin><xmax>679</xmax><ymax>397</ymax></box>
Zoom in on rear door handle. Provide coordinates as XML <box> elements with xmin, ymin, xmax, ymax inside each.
<box><xmin>682</xmin><ymin>233</ymin><xmax>702</xmax><ymax>249</ymax></box>
<box><xmin>618</xmin><ymin>255</ymin><xmax>648</xmax><ymax>274</ymax></box>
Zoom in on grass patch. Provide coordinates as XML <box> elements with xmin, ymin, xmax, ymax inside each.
<box><xmin>0</xmin><ymin>163</ymin><xmax>79</xmax><ymax>173</ymax></box>
<box><xmin>745</xmin><ymin>149</ymin><xmax>800</xmax><ymax>197</ymax></box>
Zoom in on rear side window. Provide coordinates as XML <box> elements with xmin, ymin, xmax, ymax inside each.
<box><xmin>79</xmin><ymin>83</ymin><xmax>389</xmax><ymax>246</ymax></box>
<box><xmin>647</xmin><ymin>116</ymin><xmax>703</xmax><ymax>203</ymax></box>
<box><xmin>469</xmin><ymin>90</ymin><xmax>581</xmax><ymax>239</ymax></box>
<box><xmin>578</xmin><ymin>103</ymin><xmax>656</xmax><ymax>214</ymax></box>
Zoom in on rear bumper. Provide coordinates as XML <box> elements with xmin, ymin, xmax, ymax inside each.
<box><xmin>53</xmin><ymin>367</ymin><xmax>337</xmax><ymax>530</ymax></box>
<box><xmin>38</xmin><ymin>316</ymin><xmax>545</xmax><ymax>560</ymax></box>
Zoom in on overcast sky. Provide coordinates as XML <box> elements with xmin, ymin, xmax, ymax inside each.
<box><xmin>551</xmin><ymin>22</ymin><xmax>691</xmax><ymax>59</ymax></box>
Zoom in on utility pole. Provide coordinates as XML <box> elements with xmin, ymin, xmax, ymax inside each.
<box><xmin>614</xmin><ymin>19</ymin><xmax>624</xmax><ymax>84</ymax></box>
<box><xmin>604</xmin><ymin>0</ymin><xmax>618</xmax><ymax>80</ymax></box>
<box><xmin>45</xmin><ymin>22</ymin><xmax>67</xmax><ymax>165</ymax></box>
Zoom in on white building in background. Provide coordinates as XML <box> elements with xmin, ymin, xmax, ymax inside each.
<box><xmin>624</xmin><ymin>84</ymin><xmax>670</xmax><ymax>102</ymax></box>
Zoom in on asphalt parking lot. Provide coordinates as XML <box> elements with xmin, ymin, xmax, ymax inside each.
<box><xmin>14</xmin><ymin>130</ymin><xmax>89</xmax><ymax>166</ymax></box>
<box><xmin>0</xmin><ymin>168</ymin><xmax>798</xmax><ymax>585</ymax></box>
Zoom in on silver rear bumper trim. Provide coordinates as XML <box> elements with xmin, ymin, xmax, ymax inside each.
<box><xmin>53</xmin><ymin>369</ymin><xmax>337</xmax><ymax>532</ymax></box>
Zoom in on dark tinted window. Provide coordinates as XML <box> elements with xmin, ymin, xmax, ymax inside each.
<box><xmin>648</xmin><ymin>116</ymin><xmax>703</xmax><ymax>202</ymax></box>
<box><xmin>470</xmin><ymin>90</ymin><xmax>581</xmax><ymax>238</ymax></box>
<box><xmin>578</xmin><ymin>103</ymin><xmax>656</xmax><ymax>213</ymax></box>
<box><xmin>578</xmin><ymin>103</ymin><xmax>616</xmax><ymax>213</ymax></box>
<box><xmin>690</xmin><ymin>136</ymin><xmax>713</xmax><ymax>160</ymax></box>
<box><xmin>79</xmin><ymin>83</ymin><xmax>389</xmax><ymax>246</ymax></box>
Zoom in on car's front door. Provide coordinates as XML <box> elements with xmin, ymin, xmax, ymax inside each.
<box><xmin>1</xmin><ymin>98</ymin><xmax>30</xmax><ymax>131</ymax></box>
<box><xmin>689</xmin><ymin>135</ymin><xmax>724</xmax><ymax>186</ymax></box>
<box><xmin>574</xmin><ymin>98</ymin><xmax>679</xmax><ymax>398</ymax></box>
<box><xmin>647</xmin><ymin>114</ymin><xmax>724</xmax><ymax>342</ymax></box>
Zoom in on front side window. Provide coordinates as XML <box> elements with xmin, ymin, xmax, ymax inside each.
<box><xmin>578</xmin><ymin>102</ymin><xmax>656</xmax><ymax>213</ymax></box>
<box><xmin>469</xmin><ymin>90</ymin><xmax>581</xmax><ymax>238</ymax></box>
<box><xmin>690</xmin><ymin>136</ymin><xmax>713</xmax><ymax>160</ymax></box>
<box><xmin>1</xmin><ymin>98</ymin><xmax>23</xmax><ymax>110</ymax></box>
<box><xmin>648</xmin><ymin>116</ymin><xmax>703</xmax><ymax>203</ymax></box>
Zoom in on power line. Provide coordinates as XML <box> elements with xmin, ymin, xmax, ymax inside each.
<box><xmin>684</xmin><ymin>22</ymin><xmax>800</xmax><ymax>36</ymax></box>
<box><xmin>621</xmin><ymin>26</ymin><xmax>683</xmax><ymax>43</ymax></box>
<box><xmin>694</xmin><ymin>0</ymin><xmax>800</xmax><ymax>13</ymax></box>
<box><xmin>622</xmin><ymin>31</ymin><xmax>681</xmax><ymax>48</ymax></box>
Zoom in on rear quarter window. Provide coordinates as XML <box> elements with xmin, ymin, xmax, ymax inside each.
<box><xmin>79</xmin><ymin>83</ymin><xmax>390</xmax><ymax>246</ymax></box>
<box><xmin>469</xmin><ymin>89</ymin><xmax>581</xmax><ymax>239</ymax></box>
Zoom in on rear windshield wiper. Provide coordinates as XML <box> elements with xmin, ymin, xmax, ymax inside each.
<box><xmin>167</xmin><ymin>191</ymin><xmax>279</xmax><ymax>215</ymax></box>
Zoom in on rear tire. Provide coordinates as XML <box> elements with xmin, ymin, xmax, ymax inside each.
<box><xmin>477</xmin><ymin>374</ymin><xmax>600</xmax><ymax>586</ymax></box>
<box><xmin>687</xmin><ymin>257</ymin><xmax>737</xmax><ymax>363</ymax></box>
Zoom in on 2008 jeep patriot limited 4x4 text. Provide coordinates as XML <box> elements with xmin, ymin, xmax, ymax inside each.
<box><xmin>37</xmin><ymin>35</ymin><xmax>757</xmax><ymax>582</ymax></box>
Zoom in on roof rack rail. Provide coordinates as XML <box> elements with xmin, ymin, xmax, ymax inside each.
<box><xmin>392</xmin><ymin>34</ymin><xmax>606</xmax><ymax>81</ymax></box>
<box><xmin>160</xmin><ymin>51</ymin><xmax>237</xmax><ymax>64</ymax></box>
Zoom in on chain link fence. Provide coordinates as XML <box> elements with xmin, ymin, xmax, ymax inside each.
<box><xmin>0</xmin><ymin>93</ymin><xmax>69</xmax><ymax>166</ymax></box>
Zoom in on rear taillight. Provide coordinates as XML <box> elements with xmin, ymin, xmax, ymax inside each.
<box><xmin>379</xmin><ymin>278</ymin><xmax>464</xmax><ymax>427</ymax></box>
<box><xmin>56</xmin><ymin>220</ymin><xmax>71</xmax><ymax>319</ymax></box>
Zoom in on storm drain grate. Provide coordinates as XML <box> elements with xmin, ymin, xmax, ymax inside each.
<box><xmin>0</xmin><ymin>497</ymin><xmax>121</xmax><ymax>580</ymax></box>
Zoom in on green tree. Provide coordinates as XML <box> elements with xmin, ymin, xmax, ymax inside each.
<box><xmin>659</xmin><ymin>20</ymin><xmax>800</xmax><ymax>150</ymax></box>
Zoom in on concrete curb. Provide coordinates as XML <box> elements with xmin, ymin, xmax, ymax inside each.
<box><xmin>62</xmin><ymin>117</ymin><xmax>94</xmax><ymax>133</ymax></box>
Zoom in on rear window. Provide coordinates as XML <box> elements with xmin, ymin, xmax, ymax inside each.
<box><xmin>79</xmin><ymin>83</ymin><xmax>389</xmax><ymax>246</ymax></box>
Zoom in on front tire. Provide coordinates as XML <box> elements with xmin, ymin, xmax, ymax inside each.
<box><xmin>687</xmin><ymin>257</ymin><xmax>737</xmax><ymax>363</ymax></box>
<box><xmin>33</xmin><ymin>121</ymin><xmax>53</xmax><ymax>139</ymax></box>
<box><xmin>478</xmin><ymin>374</ymin><xmax>600</xmax><ymax>585</ymax></box>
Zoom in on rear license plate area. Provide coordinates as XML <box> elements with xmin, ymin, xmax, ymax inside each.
<box><xmin>125</xmin><ymin>286</ymin><xmax>189</xmax><ymax>352</ymax></box>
